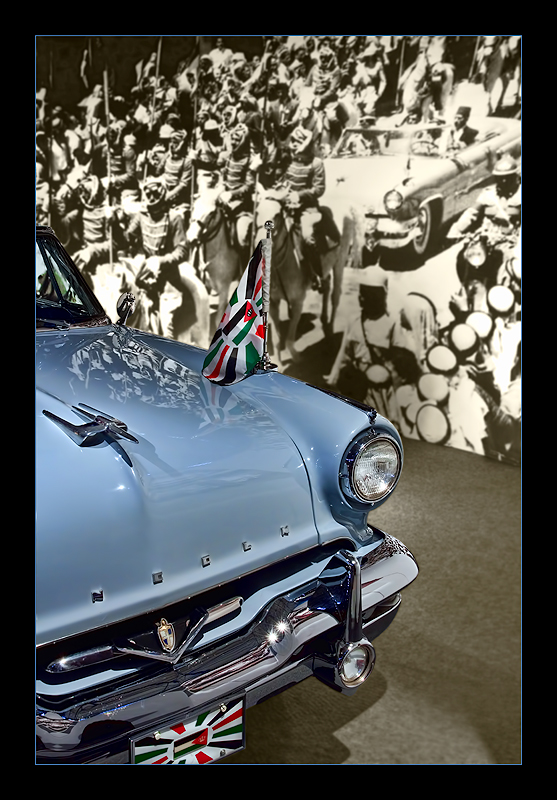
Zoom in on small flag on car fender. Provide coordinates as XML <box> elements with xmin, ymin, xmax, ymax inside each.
<box><xmin>202</xmin><ymin>241</ymin><xmax>266</xmax><ymax>386</ymax></box>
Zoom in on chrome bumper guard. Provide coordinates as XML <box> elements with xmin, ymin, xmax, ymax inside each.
<box><xmin>36</xmin><ymin>533</ymin><xmax>418</xmax><ymax>763</ymax></box>
<box><xmin>378</xmin><ymin>217</ymin><xmax>420</xmax><ymax>248</ymax></box>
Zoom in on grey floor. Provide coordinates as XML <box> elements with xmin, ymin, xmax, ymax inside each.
<box><xmin>223</xmin><ymin>437</ymin><xmax>521</xmax><ymax>765</ymax></box>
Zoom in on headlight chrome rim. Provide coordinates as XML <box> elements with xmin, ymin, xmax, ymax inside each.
<box><xmin>384</xmin><ymin>189</ymin><xmax>403</xmax><ymax>213</ymax></box>
<box><xmin>340</xmin><ymin>433</ymin><xmax>402</xmax><ymax>506</ymax></box>
<box><xmin>338</xmin><ymin>640</ymin><xmax>376</xmax><ymax>688</ymax></box>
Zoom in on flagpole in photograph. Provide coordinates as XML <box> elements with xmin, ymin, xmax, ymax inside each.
<box><xmin>144</xmin><ymin>36</ymin><xmax>163</xmax><ymax>182</ymax></box>
<box><xmin>258</xmin><ymin>220</ymin><xmax>277</xmax><ymax>373</ymax></box>
<box><xmin>102</xmin><ymin>52</ymin><xmax>114</xmax><ymax>271</ymax></box>
<box><xmin>190</xmin><ymin>37</ymin><xmax>200</xmax><ymax>205</ymax></box>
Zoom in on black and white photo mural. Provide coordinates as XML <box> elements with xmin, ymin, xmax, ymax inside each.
<box><xmin>36</xmin><ymin>36</ymin><xmax>521</xmax><ymax>465</ymax></box>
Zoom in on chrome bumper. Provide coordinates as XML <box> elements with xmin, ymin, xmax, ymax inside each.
<box><xmin>377</xmin><ymin>217</ymin><xmax>420</xmax><ymax>249</ymax></box>
<box><xmin>36</xmin><ymin>532</ymin><xmax>418</xmax><ymax>764</ymax></box>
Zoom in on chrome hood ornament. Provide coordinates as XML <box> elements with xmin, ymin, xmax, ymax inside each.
<box><xmin>42</xmin><ymin>403</ymin><xmax>139</xmax><ymax>447</ymax></box>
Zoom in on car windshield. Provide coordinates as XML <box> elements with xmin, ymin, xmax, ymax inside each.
<box><xmin>36</xmin><ymin>230</ymin><xmax>107</xmax><ymax>328</ymax></box>
<box><xmin>333</xmin><ymin>125</ymin><xmax>447</xmax><ymax>158</ymax></box>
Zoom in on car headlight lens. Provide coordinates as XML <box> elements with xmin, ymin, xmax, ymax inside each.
<box><xmin>384</xmin><ymin>190</ymin><xmax>403</xmax><ymax>213</ymax></box>
<box><xmin>341</xmin><ymin>435</ymin><xmax>402</xmax><ymax>504</ymax></box>
<box><xmin>338</xmin><ymin>641</ymin><xmax>376</xmax><ymax>687</ymax></box>
<box><xmin>464</xmin><ymin>240</ymin><xmax>487</xmax><ymax>266</ymax></box>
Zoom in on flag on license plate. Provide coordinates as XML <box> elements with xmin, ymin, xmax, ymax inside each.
<box><xmin>202</xmin><ymin>241</ymin><xmax>266</xmax><ymax>385</ymax></box>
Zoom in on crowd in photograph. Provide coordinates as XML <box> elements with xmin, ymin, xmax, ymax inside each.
<box><xmin>35</xmin><ymin>36</ymin><xmax>521</xmax><ymax>464</ymax></box>
<box><xmin>36</xmin><ymin>36</ymin><xmax>521</xmax><ymax>235</ymax></box>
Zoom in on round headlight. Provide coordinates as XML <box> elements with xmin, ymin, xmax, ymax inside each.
<box><xmin>384</xmin><ymin>190</ymin><xmax>403</xmax><ymax>213</ymax></box>
<box><xmin>342</xmin><ymin>435</ymin><xmax>401</xmax><ymax>504</ymax></box>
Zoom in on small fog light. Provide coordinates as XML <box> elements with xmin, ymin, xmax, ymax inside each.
<box><xmin>339</xmin><ymin>641</ymin><xmax>375</xmax><ymax>687</ymax></box>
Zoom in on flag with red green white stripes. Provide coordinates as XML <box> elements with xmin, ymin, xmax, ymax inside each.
<box><xmin>202</xmin><ymin>241</ymin><xmax>266</xmax><ymax>386</ymax></box>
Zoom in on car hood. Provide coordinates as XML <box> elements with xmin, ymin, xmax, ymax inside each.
<box><xmin>36</xmin><ymin>325</ymin><xmax>365</xmax><ymax>645</ymax></box>
<box><xmin>323</xmin><ymin>153</ymin><xmax>441</xmax><ymax>214</ymax></box>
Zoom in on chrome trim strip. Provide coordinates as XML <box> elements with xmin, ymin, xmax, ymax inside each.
<box><xmin>45</xmin><ymin>645</ymin><xmax>116</xmax><ymax>674</ymax></box>
<box><xmin>46</xmin><ymin>596</ymin><xmax>244</xmax><ymax>673</ymax></box>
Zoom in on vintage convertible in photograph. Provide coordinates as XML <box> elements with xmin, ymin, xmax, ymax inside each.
<box><xmin>323</xmin><ymin>115</ymin><xmax>521</xmax><ymax>258</ymax></box>
<box><xmin>35</xmin><ymin>224</ymin><xmax>418</xmax><ymax>764</ymax></box>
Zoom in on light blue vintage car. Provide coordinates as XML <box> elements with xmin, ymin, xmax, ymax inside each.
<box><xmin>36</xmin><ymin>224</ymin><xmax>418</xmax><ymax>764</ymax></box>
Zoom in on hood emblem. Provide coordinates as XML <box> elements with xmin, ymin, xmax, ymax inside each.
<box><xmin>156</xmin><ymin>618</ymin><xmax>176</xmax><ymax>652</ymax></box>
<box><xmin>114</xmin><ymin>598</ymin><xmax>243</xmax><ymax>664</ymax></box>
<box><xmin>43</xmin><ymin>403</ymin><xmax>139</xmax><ymax>446</ymax></box>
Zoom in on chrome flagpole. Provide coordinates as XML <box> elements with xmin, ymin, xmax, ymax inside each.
<box><xmin>258</xmin><ymin>220</ymin><xmax>277</xmax><ymax>372</ymax></box>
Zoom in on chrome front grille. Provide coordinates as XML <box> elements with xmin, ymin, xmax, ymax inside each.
<box><xmin>36</xmin><ymin>539</ymin><xmax>358</xmax><ymax>705</ymax></box>
<box><xmin>45</xmin><ymin>596</ymin><xmax>244</xmax><ymax>674</ymax></box>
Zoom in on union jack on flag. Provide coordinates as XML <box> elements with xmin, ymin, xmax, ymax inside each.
<box><xmin>202</xmin><ymin>241</ymin><xmax>266</xmax><ymax>386</ymax></box>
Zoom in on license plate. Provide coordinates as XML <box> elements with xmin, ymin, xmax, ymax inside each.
<box><xmin>130</xmin><ymin>699</ymin><xmax>245</xmax><ymax>764</ymax></box>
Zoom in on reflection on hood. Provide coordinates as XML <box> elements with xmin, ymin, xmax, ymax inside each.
<box><xmin>36</xmin><ymin>327</ymin><xmax>259</xmax><ymax>436</ymax></box>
